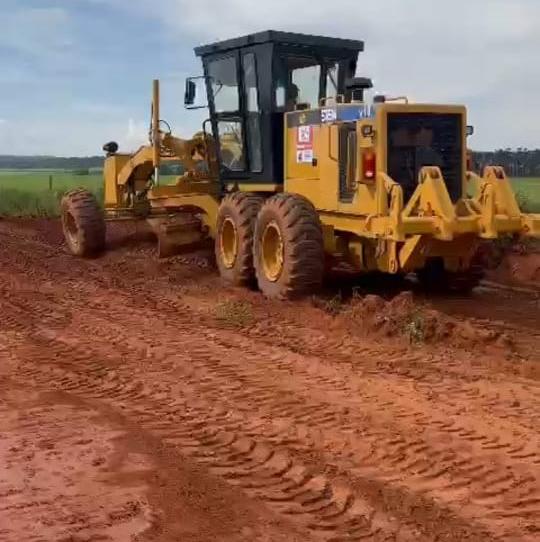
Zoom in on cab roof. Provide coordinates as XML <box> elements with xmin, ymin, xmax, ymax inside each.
<box><xmin>194</xmin><ymin>30</ymin><xmax>364</xmax><ymax>57</ymax></box>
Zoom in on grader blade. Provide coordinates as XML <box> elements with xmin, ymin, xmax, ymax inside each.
<box><xmin>146</xmin><ymin>214</ymin><xmax>204</xmax><ymax>258</ymax></box>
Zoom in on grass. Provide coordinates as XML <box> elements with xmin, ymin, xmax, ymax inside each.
<box><xmin>0</xmin><ymin>169</ymin><xmax>538</xmax><ymax>218</ymax></box>
<box><xmin>0</xmin><ymin>170</ymin><xmax>103</xmax><ymax>191</ymax></box>
<box><xmin>214</xmin><ymin>299</ymin><xmax>254</xmax><ymax>328</ymax></box>
<box><xmin>511</xmin><ymin>178</ymin><xmax>540</xmax><ymax>213</ymax></box>
<box><xmin>311</xmin><ymin>293</ymin><xmax>344</xmax><ymax>315</ymax></box>
<box><xmin>0</xmin><ymin>170</ymin><xmax>179</xmax><ymax>217</ymax></box>
<box><xmin>0</xmin><ymin>171</ymin><xmax>103</xmax><ymax>217</ymax></box>
<box><xmin>403</xmin><ymin>309</ymin><xmax>426</xmax><ymax>344</ymax></box>
<box><xmin>512</xmin><ymin>177</ymin><xmax>540</xmax><ymax>213</ymax></box>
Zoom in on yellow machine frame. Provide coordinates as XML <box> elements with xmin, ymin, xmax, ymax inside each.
<box><xmin>61</xmin><ymin>30</ymin><xmax>540</xmax><ymax>298</ymax></box>
<box><xmin>99</xmin><ymin>82</ymin><xmax>540</xmax><ymax>276</ymax></box>
<box><xmin>280</xmin><ymin>102</ymin><xmax>539</xmax><ymax>274</ymax></box>
<box><xmin>53</xmin><ymin>70</ymin><xmax>527</xmax><ymax>313</ymax></box>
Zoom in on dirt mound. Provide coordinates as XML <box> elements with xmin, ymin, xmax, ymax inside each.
<box><xmin>476</xmin><ymin>238</ymin><xmax>540</xmax><ymax>288</ymax></box>
<box><xmin>488</xmin><ymin>251</ymin><xmax>540</xmax><ymax>286</ymax></box>
<box><xmin>344</xmin><ymin>291</ymin><xmax>514</xmax><ymax>350</ymax></box>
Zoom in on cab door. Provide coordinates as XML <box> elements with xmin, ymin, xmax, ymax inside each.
<box><xmin>205</xmin><ymin>53</ymin><xmax>247</xmax><ymax>180</ymax></box>
<box><xmin>204</xmin><ymin>50</ymin><xmax>267</xmax><ymax>183</ymax></box>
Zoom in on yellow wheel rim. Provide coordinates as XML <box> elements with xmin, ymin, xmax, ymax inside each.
<box><xmin>261</xmin><ymin>221</ymin><xmax>283</xmax><ymax>282</ymax></box>
<box><xmin>220</xmin><ymin>217</ymin><xmax>238</xmax><ymax>269</ymax></box>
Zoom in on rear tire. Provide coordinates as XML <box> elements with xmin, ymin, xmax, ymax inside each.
<box><xmin>61</xmin><ymin>189</ymin><xmax>105</xmax><ymax>257</ymax></box>
<box><xmin>215</xmin><ymin>192</ymin><xmax>263</xmax><ymax>286</ymax></box>
<box><xmin>254</xmin><ymin>193</ymin><xmax>324</xmax><ymax>299</ymax></box>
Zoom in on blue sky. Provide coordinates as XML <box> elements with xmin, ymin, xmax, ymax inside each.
<box><xmin>0</xmin><ymin>0</ymin><xmax>539</xmax><ymax>155</ymax></box>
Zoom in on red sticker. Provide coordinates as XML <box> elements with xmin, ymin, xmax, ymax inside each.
<box><xmin>296</xmin><ymin>126</ymin><xmax>314</xmax><ymax>164</ymax></box>
<box><xmin>297</xmin><ymin>126</ymin><xmax>313</xmax><ymax>149</ymax></box>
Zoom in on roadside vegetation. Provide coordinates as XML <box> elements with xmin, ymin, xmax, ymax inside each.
<box><xmin>0</xmin><ymin>171</ymin><xmax>102</xmax><ymax>217</ymax></box>
<box><xmin>214</xmin><ymin>299</ymin><xmax>254</xmax><ymax>328</ymax></box>
<box><xmin>0</xmin><ymin>169</ymin><xmax>539</xmax><ymax>218</ymax></box>
<box><xmin>0</xmin><ymin>170</ymin><xmax>176</xmax><ymax>217</ymax></box>
<box><xmin>513</xmin><ymin>178</ymin><xmax>540</xmax><ymax>213</ymax></box>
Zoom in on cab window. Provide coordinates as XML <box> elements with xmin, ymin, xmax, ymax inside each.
<box><xmin>275</xmin><ymin>57</ymin><xmax>341</xmax><ymax>111</ymax></box>
<box><xmin>289</xmin><ymin>58</ymin><xmax>321</xmax><ymax>110</ymax></box>
<box><xmin>217</xmin><ymin>121</ymin><xmax>245</xmax><ymax>171</ymax></box>
<box><xmin>242</xmin><ymin>53</ymin><xmax>263</xmax><ymax>172</ymax></box>
<box><xmin>207</xmin><ymin>56</ymin><xmax>240</xmax><ymax>113</ymax></box>
<box><xmin>325</xmin><ymin>62</ymin><xmax>339</xmax><ymax>100</ymax></box>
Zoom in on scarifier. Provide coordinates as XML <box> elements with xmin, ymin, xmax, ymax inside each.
<box><xmin>61</xmin><ymin>30</ymin><xmax>540</xmax><ymax>297</ymax></box>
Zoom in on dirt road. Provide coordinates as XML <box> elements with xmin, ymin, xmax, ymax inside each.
<box><xmin>0</xmin><ymin>219</ymin><xmax>538</xmax><ymax>542</ymax></box>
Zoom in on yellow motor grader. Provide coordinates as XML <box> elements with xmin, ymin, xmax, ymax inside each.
<box><xmin>61</xmin><ymin>30</ymin><xmax>540</xmax><ymax>298</ymax></box>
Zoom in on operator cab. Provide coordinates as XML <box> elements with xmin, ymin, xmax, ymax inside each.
<box><xmin>186</xmin><ymin>30</ymin><xmax>364</xmax><ymax>186</ymax></box>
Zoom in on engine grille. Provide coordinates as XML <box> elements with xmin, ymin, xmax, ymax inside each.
<box><xmin>386</xmin><ymin>113</ymin><xmax>463</xmax><ymax>202</ymax></box>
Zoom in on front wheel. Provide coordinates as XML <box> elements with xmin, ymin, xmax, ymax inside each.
<box><xmin>215</xmin><ymin>192</ymin><xmax>263</xmax><ymax>285</ymax></box>
<box><xmin>61</xmin><ymin>189</ymin><xmax>105</xmax><ymax>257</ymax></box>
<box><xmin>253</xmin><ymin>193</ymin><xmax>324</xmax><ymax>299</ymax></box>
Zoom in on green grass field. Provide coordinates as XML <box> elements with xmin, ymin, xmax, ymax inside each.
<box><xmin>512</xmin><ymin>178</ymin><xmax>540</xmax><ymax>212</ymax></box>
<box><xmin>0</xmin><ymin>170</ymin><xmax>178</xmax><ymax>217</ymax></box>
<box><xmin>0</xmin><ymin>170</ymin><xmax>103</xmax><ymax>217</ymax></box>
<box><xmin>0</xmin><ymin>169</ymin><xmax>539</xmax><ymax>217</ymax></box>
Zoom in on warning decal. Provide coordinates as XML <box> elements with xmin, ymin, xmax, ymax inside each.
<box><xmin>296</xmin><ymin>149</ymin><xmax>314</xmax><ymax>164</ymax></box>
<box><xmin>296</xmin><ymin>126</ymin><xmax>314</xmax><ymax>164</ymax></box>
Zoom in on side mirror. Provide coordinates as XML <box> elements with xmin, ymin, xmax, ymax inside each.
<box><xmin>184</xmin><ymin>79</ymin><xmax>197</xmax><ymax>106</ymax></box>
<box><xmin>466</xmin><ymin>125</ymin><xmax>474</xmax><ymax>137</ymax></box>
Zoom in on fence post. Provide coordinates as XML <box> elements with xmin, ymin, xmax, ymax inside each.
<box><xmin>49</xmin><ymin>175</ymin><xmax>53</xmax><ymax>191</ymax></box>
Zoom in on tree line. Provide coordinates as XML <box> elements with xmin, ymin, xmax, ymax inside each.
<box><xmin>472</xmin><ymin>149</ymin><xmax>540</xmax><ymax>177</ymax></box>
<box><xmin>1</xmin><ymin>149</ymin><xmax>540</xmax><ymax>178</ymax></box>
<box><xmin>0</xmin><ymin>155</ymin><xmax>182</xmax><ymax>175</ymax></box>
<box><xmin>0</xmin><ymin>155</ymin><xmax>104</xmax><ymax>170</ymax></box>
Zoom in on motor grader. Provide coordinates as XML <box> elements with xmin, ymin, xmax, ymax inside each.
<box><xmin>61</xmin><ymin>30</ymin><xmax>540</xmax><ymax>298</ymax></box>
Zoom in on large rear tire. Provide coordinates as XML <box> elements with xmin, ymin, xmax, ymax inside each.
<box><xmin>254</xmin><ymin>193</ymin><xmax>324</xmax><ymax>299</ymax></box>
<box><xmin>61</xmin><ymin>189</ymin><xmax>105</xmax><ymax>257</ymax></box>
<box><xmin>215</xmin><ymin>192</ymin><xmax>263</xmax><ymax>286</ymax></box>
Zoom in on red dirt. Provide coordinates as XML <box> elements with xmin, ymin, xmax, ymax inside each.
<box><xmin>340</xmin><ymin>291</ymin><xmax>516</xmax><ymax>352</ymax></box>
<box><xmin>488</xmin><ymin>252</ymin><xmax>540</xmax><ymax>287</ymax></box>
<box><xmin>0</xmin><ymin>218</ymin><xmax>539</xmax><ymax>542</ymax></box>
<box><xmin>477</xmin><ymin>238</ymin><xmax>540</xmax><ymax>289</ymax></box>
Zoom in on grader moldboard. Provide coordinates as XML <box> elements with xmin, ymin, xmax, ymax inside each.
<box><xmin>62</xmin><ymin>30</ymin><xmax>540</xmax><ymax>298</ymax></box>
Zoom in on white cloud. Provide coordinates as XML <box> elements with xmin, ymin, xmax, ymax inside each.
<box><xmin>3</xmin><ymin>0</ymin><xmax>540</xmax><ymax>152</ymax></box>
<box><xmin>0</xmin><ymin>115</ymin><xmax>143</xmax><ymax>157</ymax></box>
<box><xmin>0</xmin><ymin>7</ymin><xmax>74</xmax><ymax>63</ymax></box>
<box><xmin>117</xmin><ymin>0</ymin><xmax>540</xmax><ymax>150</ymax></box>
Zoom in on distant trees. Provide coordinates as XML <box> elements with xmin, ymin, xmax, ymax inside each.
<box><xmin>0</xmin><ymin>156</ymin><xmax>187</xmax><ymax>175</ymax></box>
<box><xmin>1</xmin><ymin>149</ymin><xmax>540</xmax><ymax>178</ymax></box>
<box><xmin>0</xmin><ymin>156</ymin><xmax>103</xmax><ymax>170</ymax></box>
<box><xmin>472</xmin><ymin>149</ymin><xmax>540</xmax><ymax>177</ymax></box>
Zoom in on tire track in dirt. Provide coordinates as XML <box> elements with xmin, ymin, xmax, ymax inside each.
<box><xmin>1</xmin><ymin>220</ymin><xmax>539</xmax><ymax>541</ymax></box>
<box><xmin>0</xmin><ymin>301</ymin><xmax>489</xmax><ymax>539</ymax></box>
<box><xmin>0</xmin><ymin>384</ymin><xmax>153</xmax><ymax>542</ymax></box>
<box><xmin>9</xmin><ymin>337</ymin><xmax>406</xmax><ymax>541</ymax></box>
<box><xmin>3</xmin><ymin>291</ymin><xmax>535</xmax><ymax>541</ymax></box>
<box><xmin>84</xmin><ymin>311</ymin><xmax>540</xmax><ymax>535</ymax></box>
<box><xmin>64</xmin><ymin>291</ymin><xmax>540</xmax><ymax>464</ymax></box>
<box><xmin>0</xmin><ymin>378</ymin><xmax>301</xmax><ymax>542</ymax></box>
